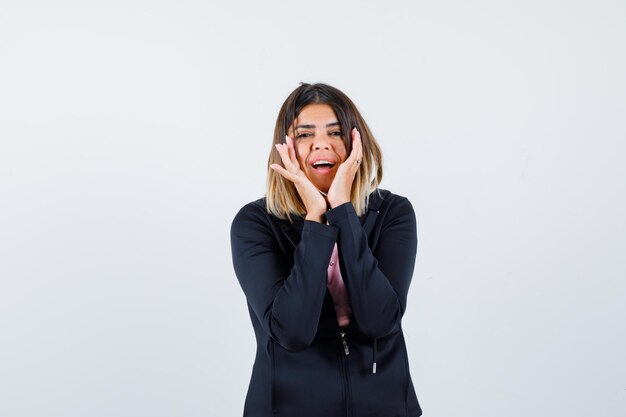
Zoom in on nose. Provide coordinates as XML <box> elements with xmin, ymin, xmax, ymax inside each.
<box><xmin>313</xmin><ymin>134</ymin><xmax>332</xmax><ymax>150</ymax></box>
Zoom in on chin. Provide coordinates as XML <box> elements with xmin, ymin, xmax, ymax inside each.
<box><xmin>306</xmin><ymin>171</ymin><xmax>335</xmax><ymax>193</ymax></box>
<box><xmin>315</xmin><ymin>178</ymin><xmax>334</xmax><ymax>194</ymax></box>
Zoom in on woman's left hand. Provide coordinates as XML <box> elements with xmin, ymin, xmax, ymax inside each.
<box><xmin>326</xmin><ymin>128</ymin><xmax>363</xmax><ymax>208</ymax></box>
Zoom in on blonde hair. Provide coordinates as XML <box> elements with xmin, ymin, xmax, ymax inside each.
<box><xmin>266</xmin><ymin>83</ymin><xmax>383</xmax><ymax>221</ymax></box>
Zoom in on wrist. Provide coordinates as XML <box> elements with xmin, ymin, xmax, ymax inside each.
<box><xmin>305</xmin><ymin>211</ymin><xmax>325</xmax><ymax>223</ymax></box>
<box><xmin>328</xmin><ymin>197</ymin><xmax>350</xmax><ymax>209</ymax></box>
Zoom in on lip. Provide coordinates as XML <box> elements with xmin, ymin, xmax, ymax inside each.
<box><xmin>308</xmin><ymin>157</ymin><xmax>337</xmax><ymax>175</ymax></box>
<box><xmin>310</xmin><ymin>165</ymin><xmax>335</xmax><ymax>175</ymax></box>
<box><xmin>309</xmin><ymin>156</ymin><xmax>338</xmax><ymax>166</ymax></box>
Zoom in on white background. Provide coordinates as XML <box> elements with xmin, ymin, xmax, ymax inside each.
<box><xmin>1</xmin><ymin>1</ymin><xmax>625</xmax><ymax>416</ymax></box>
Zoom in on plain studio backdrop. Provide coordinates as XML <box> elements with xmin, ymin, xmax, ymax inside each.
<box><xmin>1</xmin><ymin>1</ymin><xmax>624</xmax><ymax>416</ymax></box>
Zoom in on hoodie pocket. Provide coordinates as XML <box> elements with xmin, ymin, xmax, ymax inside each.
<box><xmin>349</xmin><ymin>332</ymin><xmax>419</xmax><ymax>417</ymax></box>
<box><xmin>270</xmin><ymin>338</ymin><xmax>345</xmax><ymax>417</ymax></box>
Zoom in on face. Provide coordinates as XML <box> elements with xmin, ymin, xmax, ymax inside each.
<box><xmin>291</xmin><ymin>104</ymin><xmax>348</xmax><ymax>193</ymax></box>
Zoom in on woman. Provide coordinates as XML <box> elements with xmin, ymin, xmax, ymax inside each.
<box><xmin>230</xmin><ymin>83</ymin><xmax>422</xmax><ymax>417</ymax></box>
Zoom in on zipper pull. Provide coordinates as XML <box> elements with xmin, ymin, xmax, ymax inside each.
<box><xmin>340</xmin><ymin>331</ymin><xmax>350</xmax><ymax>355</ymax></box>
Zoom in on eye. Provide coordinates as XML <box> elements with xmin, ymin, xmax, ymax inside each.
<box><xmin>329</xmin><ymin>130</ymin><xmax>343</xmax><ymax>136</ymax></box>
<box><xmin>296</xmin><ymin>132</ymin><xmax>313</xmax><ymax>139</ymax></box>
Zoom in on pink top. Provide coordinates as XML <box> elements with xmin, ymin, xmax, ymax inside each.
<box><xmin>327</xmin><ymin>243</ymin><xmax>352</xmax><ymax>327</ymax></box>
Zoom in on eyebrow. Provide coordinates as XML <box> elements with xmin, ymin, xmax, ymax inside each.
<box><xmin>296</xmin><ymin>122</ymin><xmax>341</xmax><ymax>129</ymax></box>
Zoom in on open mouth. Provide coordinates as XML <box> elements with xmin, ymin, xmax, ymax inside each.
<box><xmin>311</xmin><ymin>160</ymin><xmax>336</xmax><ymax>170</ymax></box>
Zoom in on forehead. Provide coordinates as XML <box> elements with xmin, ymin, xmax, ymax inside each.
<box><xmin>296</xmin><ymin>104</ymin><xmax>338</xmax><ymax>125</ymax></box>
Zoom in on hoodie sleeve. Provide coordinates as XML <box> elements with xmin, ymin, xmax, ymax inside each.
<box><xmin>325</xmin><ymin>196</ymin><xmax>417</xmax><ymax>338</ymax></box>
<box><xmin>230</xmin><ymin>203</ymin><xmax>338</xmax><ymax>351</ymax></box>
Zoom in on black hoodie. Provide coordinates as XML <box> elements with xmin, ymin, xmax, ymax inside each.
<box><xmin>230</xmin><ymin>189</ymin><xmax>422</xmax><ymax>417</ymax></box>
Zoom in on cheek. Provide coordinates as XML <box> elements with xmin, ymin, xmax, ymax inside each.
<box><xmin>338</xmin><ymin>144</ymin><xmax>348</xmax><ymax>161</ymax></box>
<box><xmin>296</xmin><ymin>145</ymin><xmax>308</xmax><ymax>166</ymax></box>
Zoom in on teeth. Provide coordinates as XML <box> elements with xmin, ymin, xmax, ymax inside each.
<box><xmin>313</xmin><ymin>160</ymin><xmax>333</xmax><ymax>167</ymax></box>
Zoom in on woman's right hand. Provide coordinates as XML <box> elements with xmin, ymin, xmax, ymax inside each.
<box><xmin>270</xmin><ymin>136</ymin><xmax>328</xmax><ymax>222</ymax></box>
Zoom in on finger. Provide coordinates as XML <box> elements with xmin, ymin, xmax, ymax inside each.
<box><xmin>355</xmin><ymin>129</ymin><xmax>363</xmax><ymax>163</ymax></box>
<box><xmin>270</xmin><ymin>163</ymin><xmax>300</xmax><ymax>182</ymax></box>
<box><xmin>343</xmin><ymin>129</ymin><xmax>356</xmax><ymax>164</ymax></box>
<box><xmin>273</xmin><ymin>143</ymin><xmax>289</xmax><ymax>166</ymax></box>
<box><xmin>274</xmin><ymin>143</ymin><xmax>298</xmax><ymax>173</ymax></box>
<box><xmin>345</xmin><ymin>128</ymin><xmax>361</xmax><ymax>165</ymax></box>
<box><xmin>285</xmin><ymin>136</ymin><xmax>300</xmax><ymax>168</ymax></box>
<box><xmin>347</xmin><ymin>129</ymin><xmax>363</xmax><ymax>170</ymax></box>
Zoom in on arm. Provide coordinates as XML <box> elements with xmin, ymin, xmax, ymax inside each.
<box><xmin>230</xmin><ymin>204</ymin><xmax>337</xmax><ymax>351</ymax></box>
<box><xmin>325</xmin><ymin>196</ymin><xmax>417</xmax><ymax>338</ymax></box>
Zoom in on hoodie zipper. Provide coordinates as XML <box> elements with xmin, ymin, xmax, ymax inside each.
<box><xmin>340</xmin><ymin>331</ymin><xmax>350</xmax><ymax>355</ymax></box>
<box><xmin>339</xmin><ymin>330</ymin><xmax>352</xmax><ymax>417</ymax></box>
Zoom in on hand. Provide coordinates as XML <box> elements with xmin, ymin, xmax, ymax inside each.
<box><xmin>327</xmin><ymin>128</ymin><xmax>363</xmax><ymax>209</ymax></box>
<box><xmin>270</xmin><ymin>135</ymin><xmax>328</xmax><ymax>222</ymax></box>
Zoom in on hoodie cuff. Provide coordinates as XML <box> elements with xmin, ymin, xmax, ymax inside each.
<box><xmin>325</xmin><ymin>202</ymin><xmax>356</xmax><ymax>225</ymax></box>
<box><xmin>303</xmin><ymin>219</ymin><xmax>338</xmax><ymax>239</ymax></box>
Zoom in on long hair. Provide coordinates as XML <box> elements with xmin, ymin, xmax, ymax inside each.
<box><xmin>266</xmin><ymin>83</ymin><xmax>383</xmax><ymax>220</ymax></box>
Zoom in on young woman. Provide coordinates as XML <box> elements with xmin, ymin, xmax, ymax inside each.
<box><xmin>230</xmin><ymin>83</ymin><xmax>422</xmax><ymax>417</ymax></box>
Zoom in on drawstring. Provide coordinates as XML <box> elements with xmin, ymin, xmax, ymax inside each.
<box><xmin>372</xmin><ymin>338</ymin><xmax>377</xmax><ymax>374</ymax></box>
<box><xmin>364</xmin><ymin>192</ymin><xmax>384</xmax><ymax>376</ymax></box>
<box><xmin>364</xmin><ymin>191</ymin><xmax>388</xmax><ymax>375</ymax></box>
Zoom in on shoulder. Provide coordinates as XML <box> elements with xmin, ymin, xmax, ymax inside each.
<box><xmin>233</xmin><ymin>197</ymin><xmax>268</xmax><ymax>218</ymax></box>
<box><xmin>374</xmin><ymin>189</ymin><xmax>417</xmax><ymax>236</ymax></box>
<box><xmin>231</xmin><ymin>197</ymin><xmax>274</xmax><ymax>236</ymax></box>
<box><xmin>373</xmin><ymin>189</ymin><xmax>415</xmax><ymax>215</ymax></box>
